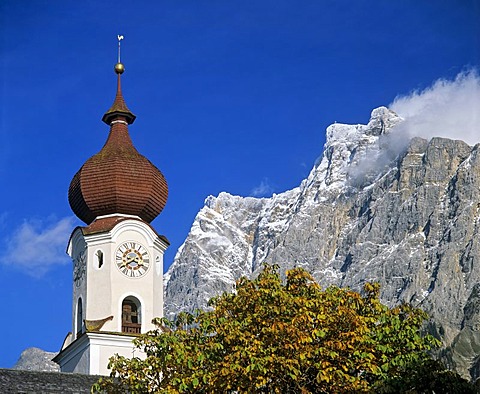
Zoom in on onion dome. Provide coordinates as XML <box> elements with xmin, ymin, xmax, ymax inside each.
<box><xmin>68</xmin><ymin>62</ymin><xmax>168</xmax><ymax>225</ymax></box>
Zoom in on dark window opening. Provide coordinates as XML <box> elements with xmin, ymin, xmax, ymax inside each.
<box><xmin>96</xmin><ymin>250</ymin><xmax>104</xmax><ymax>268</ymax></box>
<box><xmin>76</xmin><ymin>298</ymin><xmax>83</xmax><ymax>337</ymax></box>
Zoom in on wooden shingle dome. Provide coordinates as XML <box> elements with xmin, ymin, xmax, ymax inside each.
<box><xmin>68</xmin><ymin>63</ymin><xmax>168</xmax><ymax>225</ymax></box>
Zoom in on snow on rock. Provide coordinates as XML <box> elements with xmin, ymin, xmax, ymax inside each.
<box><xmin>165</xmin><ymin>107</ymin><xmax>403</xmax><ymax>316</ymax></box>
<box><xmin>12</xmin><ymin>347</ymin><xmax>59</xmax><ymax>372</ymax></box>
<box><xmin>165</xmin><ymin>106</ymin><xmax>480</xmax><ymax>379</ymax></box>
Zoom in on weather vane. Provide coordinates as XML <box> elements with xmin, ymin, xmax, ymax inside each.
<box><xmin>117</xmin><ymin>34</ymin><xmax>124</xmax><ymax>63</ymax></box>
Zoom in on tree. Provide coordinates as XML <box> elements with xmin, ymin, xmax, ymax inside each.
<box><xmin>375</xmin><ymin>358</ymin><xmax>478</xmax><ymax>393</ymax></box>
<box><xmin>92</xmin><ymin>265</ymin><xmax>474</xmax><ymax>393</ymax></box>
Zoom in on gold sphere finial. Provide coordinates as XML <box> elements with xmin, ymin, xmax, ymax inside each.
<box><xmin>114</xmin><ymin>62</ymin><xmax>125</xmax><ymax>74</ymax></box>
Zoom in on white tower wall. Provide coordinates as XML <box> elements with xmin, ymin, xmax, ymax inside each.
<box><xmin>56</xmin><ymin>216</ymin><xmax>168</xmax><ymax>375</ymax></box>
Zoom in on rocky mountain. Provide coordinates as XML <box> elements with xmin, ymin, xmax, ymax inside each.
<box><xmin>165</xmin><ymin>106</ymin><xmax>480</xmax><ymax>380</ymax></box>
<box><xmin>13</xmin><ymin>347</ymin><xmax>59</xmax><ymax>372</ymax></box>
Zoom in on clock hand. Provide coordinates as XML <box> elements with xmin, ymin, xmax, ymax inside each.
<box><xmin>120</xmin><ymin>256</ymin><xmax>134</xmax><ymax>268</ymax></box>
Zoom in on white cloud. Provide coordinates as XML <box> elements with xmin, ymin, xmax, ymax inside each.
<box><xmin>1</xmin><ymin>216</ymin><xmax>75</xmax><ymax>277</ymax></box>
<box><xmin>389</xmin><ymin>70</ymin><xmax>480</xmax><ymax>145</ymax></box>
<box><xmin>250</xmin><ymin>178</ymin><xmax>274</xmax><ymax>197</ymax></box>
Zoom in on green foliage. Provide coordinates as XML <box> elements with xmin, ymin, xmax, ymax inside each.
<box><xmin>375</xmin><ymin>358</ymin><xmax>478</xmax><ymax>394</ymax></box>
<box><xmin>92</xmin><ymin>265</ymin><xmax>475</xmax><ymax>393</ymax></box>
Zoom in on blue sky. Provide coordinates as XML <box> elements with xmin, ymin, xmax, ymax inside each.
<box><xmin>1</xmin><ymin>0</ymin><xmax>479</xmax><ymax>368</ymax></box>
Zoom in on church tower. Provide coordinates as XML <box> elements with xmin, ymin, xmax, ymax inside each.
<box><xmin>54</xmin><ymin>46</ymin><xmax>169</xmax><ymax>375</ymax></box>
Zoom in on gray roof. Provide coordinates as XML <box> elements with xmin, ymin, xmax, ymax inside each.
<box><xmin>0</xmin><ymin>369</ymin><xmax>100</xmax><ymax>393</ymax></box>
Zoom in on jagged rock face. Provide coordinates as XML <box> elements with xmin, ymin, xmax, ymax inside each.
<box><xmin>165</xmin><ymin>106</ymin><xmax>480</xmax><ymax>379</ymax></box>
<box><xmin>13</xmin><ymin>347</ymin><xmax>59</xmax><ymax>372</ymax></box>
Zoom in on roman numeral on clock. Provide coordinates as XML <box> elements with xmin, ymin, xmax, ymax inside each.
<box><xmin>115</xmin><ymin>241</ymin><xmax>150</xmax><ymax>278</ymax></box>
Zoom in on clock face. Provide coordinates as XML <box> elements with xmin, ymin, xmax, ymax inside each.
<box><xmin>73</xmin><ymin>250</ymin><xmax>86</xmax><ymax>287</ymax></box>
<box><xmin>115</xmin><ymin>242</ymin><xmax>150</xmax><ymax>278</ymax></box>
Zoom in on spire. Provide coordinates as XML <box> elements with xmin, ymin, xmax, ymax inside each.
<box><xmin>68</xmin><ymin>35</ymin><xmax>168</xmax><ymax>225</ymax></box>
<box><xmin>102</xmin><ymin>36</ymin><xmax>136</xmax><ymax>125</ymax></box>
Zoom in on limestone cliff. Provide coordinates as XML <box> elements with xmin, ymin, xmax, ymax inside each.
<box><xmin>13</xmin><ymin>347</ymin><xmax>59</xmax><ymax>372</ymax></box>
<box><xmin>165</xmin><ymin>107</ymin><xmax>480</xmax><ymax>379</ymax></box>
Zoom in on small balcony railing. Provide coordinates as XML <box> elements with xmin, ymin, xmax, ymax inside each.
<box><xmin>122</xmin><ymin>322</ymin><xmax>141</xmax><ymax>334</ymax></box>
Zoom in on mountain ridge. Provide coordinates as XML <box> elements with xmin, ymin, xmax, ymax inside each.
<box><xmin>12</xmin><ymin>347</ymin><xmax>59</xmax><ymax>372</ymax></box>
<box><xmin>165</xmin><ymin>106</ymin><xmax>480</xmax><ymax>379</ymax></box>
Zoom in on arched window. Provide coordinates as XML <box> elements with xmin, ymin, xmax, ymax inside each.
<box><xmin>121</xmin><ymin>296</ymin><xmax>141</xmax><ymax>334</ymax></box>
<box><xmin>76</xmin><ymin>298</ymin><xmax>83</xmax><ymax>337</ymax></box>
